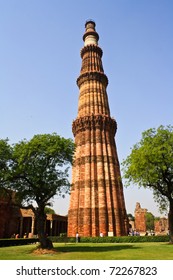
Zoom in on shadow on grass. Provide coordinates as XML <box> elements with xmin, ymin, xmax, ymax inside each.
<box><xmin>54</xmin><ymin>244</ymin><xmax>140</xmax><ymax>253</ymax></box>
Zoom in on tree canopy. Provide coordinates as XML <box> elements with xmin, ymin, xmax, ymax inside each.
<box><xmin>0</xmin><ymin>133</ymin><xmax>74</xmax><ymax>248</ymax></box>
<box><xmin>11</xmin><ymin>134</ymin><xmax>74</xmax><ymax>206</ymax></box>
<box><xmin>122</xmin><ymin>125</ymin><xmax>173</xmax><ymax>241</ymax></box>
<box><xmin>0</xmin><ymin>138</ymin><xmax>12</xmax><ymax>187</ymax></box>
<box><xmin>145</xmin><ymin>212</ymin><xmax>154</xmax><ymax>231</ymax></box>
<box><xmin>44</xmin><ymin>207</ymin><xmax>56</xmax><ymax>214</ymax></box>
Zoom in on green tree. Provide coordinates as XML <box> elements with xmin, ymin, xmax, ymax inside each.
<box><xmin>127</xmin><ymin>213</ymin><xmax>135</xmax><ymax>221</ymax></box>
<box><xmin>122</xmin><ymin>125</ymin><xmax>173</xmax><ymax>242</ymax></box>
<box><xmin>0</xmin><ymin>134</ymin><xmax>74</xmax><ymax>249</ymax></box>
<box><xmin>44</xmin><ymin>207</ymin><xmax>55</xmax><ymax>214</ymax></box>
<box><xmin>0</xmin><ymin>139</ymin><xmax>12</xmax><ymax>186</ymax></box>
<box><xmin>145</xmin><ymin>212</ymin><xmax>154</xmax><ymax>231</ymax></box>
<box><xmin>0</xmin><ymin>139</ymin><xmax>14</xmax><ymax>201</ymax></box>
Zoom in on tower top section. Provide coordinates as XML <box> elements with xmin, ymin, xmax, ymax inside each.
<box><xmin>83</xmin><ymin>20</ymin><xmax>99</xmax><ymax>46</ymax></box>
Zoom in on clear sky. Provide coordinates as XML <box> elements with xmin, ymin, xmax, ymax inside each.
<box><xmin>1</xmin><ymin>0</ymin><xmax>173</xmax><ymax>217</ymax></box>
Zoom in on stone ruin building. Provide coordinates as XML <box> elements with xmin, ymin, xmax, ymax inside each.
<box><xmin>134</xmin><ymin>202</ymin><xmax>147</xmax><ymax>233</ymax></box>
<box><xmin>154</xmin><ymin>217</ymin><xmax>168</xmax><ymax>234</ymax></box>
<box><xmin>0</xmin><ymin>191</ymin><xmax>67</xmax><ymax>238</ymax></box>
<box><xmin>129</xmin><ymin>202</ymin><xmax>168</xmax><ymax>235</ymax></box>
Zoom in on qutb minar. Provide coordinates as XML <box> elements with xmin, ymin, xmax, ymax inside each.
<box><xmin>68</xmin><ymin>20</ymin><xmax>129</xmax><ymax>237</ymax></box>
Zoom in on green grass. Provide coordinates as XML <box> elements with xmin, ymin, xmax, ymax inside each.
<box><xmin>0</xmin><ymin>242</ymin><xmax>172</xmax><ymax>260</ymax></box>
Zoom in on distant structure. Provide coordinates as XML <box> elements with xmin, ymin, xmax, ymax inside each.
<box><xmin>0</xmin><ymin>191</ymin><xmax>16</xmax><ymax>238</ymax></box>
<box><xmin>154</xmin><ymin>217</ymin><xmax>168</xmax><ymax>234</ymax></box>
<box><xmin>134</xmin><ymin>202</ymin><xmax>169</xmax><ymax>235</ymax></box>
<box><xmin>134</xmin><ymin>202</ymin><xmax>147</xmax><ymax>233</ymax></box>
<box><xmin>68</xmin><ymin>20</ymin><xmax>129</xmax><ymax>237</ymax></box>
<box><xmin>0</xmin><ymin>191</ymin><xmax>67</xmax><ymax>238</ymax></box>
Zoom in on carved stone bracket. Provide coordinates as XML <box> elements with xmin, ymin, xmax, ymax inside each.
<box><xmin>72</xmin><ymin>115</ymin><xmax>117</xmax><ymax>136</ymax></box>
<box><xmin>77</xmin><ymin>71</ymin><xmax>108</xmax><ymax>87</ymax></box>
<box><xmin>80</xmin><ymin>45</ymin><xmax>103</xmax><ymax>58</ymax></box>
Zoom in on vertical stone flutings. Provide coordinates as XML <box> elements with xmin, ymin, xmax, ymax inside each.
<box><xmin>68</xmin><ymin>20</ymin><xmax>128</xmax><ymax>237</ymax></box>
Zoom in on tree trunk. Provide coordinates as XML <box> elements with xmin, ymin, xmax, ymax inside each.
<box><xmin>35</xmin><ymin>207</ymin><xmax>53</xmax><ymax>249</ymax></box>
<box><xmin>168</xmin><ymin>200</ymin><xmax>173</xmax><ymax>243</ymax></box>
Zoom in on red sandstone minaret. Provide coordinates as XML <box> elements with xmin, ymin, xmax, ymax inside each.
<box><xmin>68</xmin><ymin>20</ymin><xmax>128</xmax><ymax>237</ymax></box>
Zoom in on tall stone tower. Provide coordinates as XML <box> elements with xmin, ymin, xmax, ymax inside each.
<box><xmin>68</xmin><ymin>20</ymin><xmax>128</xmax><ymax>237</ymax></box>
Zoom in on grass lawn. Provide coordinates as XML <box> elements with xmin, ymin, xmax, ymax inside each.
<box><xmin>0</xmin><ymin>242</ymin><xmax>173</xmax><ymax>260</ymax></box>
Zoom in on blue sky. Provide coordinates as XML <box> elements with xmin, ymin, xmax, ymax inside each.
<box><xmin>1</xmin><ymin>0</ymin><xmax>173</xmax><ymax>217</ymax></box>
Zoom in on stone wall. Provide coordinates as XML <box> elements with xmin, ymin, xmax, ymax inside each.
<box><xmin>154</xmin><ymin>217</ymin><xmax>168</xmax><ymax>234</ymax></box>
<box><xmin>0</xmin><ymin>193</ymin><xmax>67</xmax><ymax>238</ymax></box>
<box><xmin>0</xmin><ymin>192</ymin><xmax>17</xmax><ymax>238</ymax></box>
<box><xmin>134</xmin><ymin>202</ymin><xmax>147</xmax><ymax>233</ymax></box>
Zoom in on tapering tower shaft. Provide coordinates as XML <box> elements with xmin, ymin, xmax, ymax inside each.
<box><xmin>68</xmin><ymin>21</ymin><xmax>128</xmax><ymax>237</ymax></box>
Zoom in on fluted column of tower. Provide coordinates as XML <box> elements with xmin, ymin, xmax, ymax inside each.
<box><xmin>68</xmin><ymin>20</ymin><xmax>128</xmax><ymax>237</ymax></box>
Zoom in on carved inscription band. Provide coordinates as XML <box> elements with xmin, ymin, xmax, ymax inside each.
<box><xmin>72</xmin><ymin>114</ymin><xmax>117</xmax><ymax>136</ymax></box>
<box><xmin>77</xmin><ymin>71</ymin><xmax>108</xmax><ymax>87</ymax></box>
